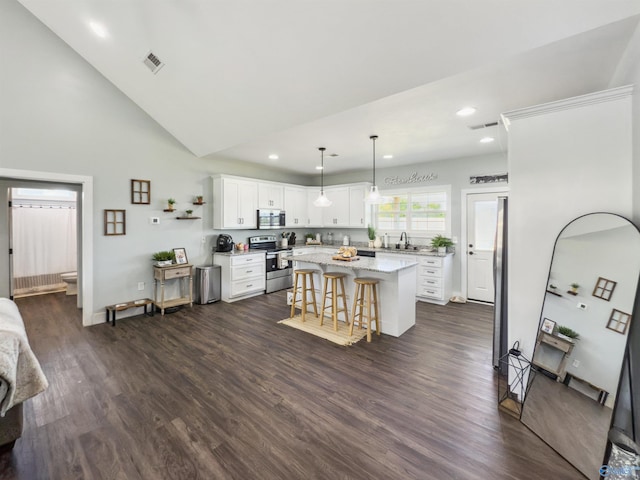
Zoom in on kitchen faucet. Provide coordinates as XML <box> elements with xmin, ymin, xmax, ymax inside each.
<box><xmin>399</xmin><ymin>232</ymin><xmax>409</xmax><ymax>248</ymax></box>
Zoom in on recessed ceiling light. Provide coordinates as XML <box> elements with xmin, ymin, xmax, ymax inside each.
<box><xmin>88</xmin><ymin>21</ymin><xmax>108</xmax><ymax>38</ymax></box>
<box><xmin>268</xmin><ymin>154</ymin><xmax>279</xmax><ymax>160</ymax></box>
<box><xmin>315</xmin><ymin>166</ymin><xmax>323</xmax><ymax>170</ymax></box>
<box><xmin>480</xmin><ymin>137</ymin><xmax>495</xmax><ymax>143</ymax></box>
<box><xmin>383</xmin><ymin>155</ymin><xmax>393</xmax><ymax>159</ymax></box>
<box><xmin>456</xmin><ymin>106</ymin><xmax>476</xmax><ymax>117</ymax></box>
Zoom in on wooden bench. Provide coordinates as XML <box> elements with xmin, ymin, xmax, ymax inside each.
<box><xmin>563</xmin><ymin>373</ymin><xmax>609</xmax><ymax>405</ymax></box>
<box><xmin>105</xmin><ymin>298</ymin><xmax>154</xmax><ymax>326</ymax></box>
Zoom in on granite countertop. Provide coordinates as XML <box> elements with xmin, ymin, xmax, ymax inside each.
<box><xmin>213</xmin><ymin>249</ymin><xmax>266</xmax><ymax>257</ymax></box>
<box><xmin>292</xmin><ymin>244</ymin><xmax>453</xmax><ymax>258</ymax></box>
<box><xmin>286</xmin><ymin>252</ymin><xmax>418</xmax><ymax>273</ymax></box>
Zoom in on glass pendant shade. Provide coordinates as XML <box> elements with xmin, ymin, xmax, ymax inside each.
<box><xmin>366</xmin><ymin>184</ymin><xmax>382</xmax><ymax>203</ymax></box>
<box><xmin>313</xmin><ymin>147</ymin><xmax>331</xmax><ymax>207</ymax></box>
<box><xmin>313</xmin><ymin>192</ymin><xmax>332</xmax><ymax>207</ymax></box>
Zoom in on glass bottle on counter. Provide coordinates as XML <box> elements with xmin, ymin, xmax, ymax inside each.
<box><xmin>327</xmin><ymin>232</ymin><xmax>333</xmax><ymax>245</ymax></box>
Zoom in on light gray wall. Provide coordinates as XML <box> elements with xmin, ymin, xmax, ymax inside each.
<box><xmin>0</xmin><ymin>0</ymin><xmax>308</xmax><ymax>321</ymax></box>
<box><xmin>0</xmin><ymin>0</ymin><xmax>508</xmax><ymax>316</ymax></box>
<box><xmin>324</xmin><ymin>153</ymin><xmax>508</xmax><ymax>293</ymax></box>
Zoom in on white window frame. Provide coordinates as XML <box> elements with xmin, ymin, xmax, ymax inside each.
<box><xmin>374</xmin><ymin>184</ymin><xmax>451</xmax><ymax>239</ymax></box>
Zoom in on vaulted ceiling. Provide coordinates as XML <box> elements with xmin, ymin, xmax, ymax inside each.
<box><xmin>17</xmin><ymin>1</ymin><xmax>640</xmax><ymax>173</ymax></box>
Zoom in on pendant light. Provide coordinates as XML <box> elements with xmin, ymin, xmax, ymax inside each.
<box><xmin>313</xmin><ymin>147</ymin><xmax>332</xmax><ymax>207</ymax></box>
<box><xmin>366</xmin><ymin>135</ymin><xmax>382</xmax><ymax>203</ymax></box>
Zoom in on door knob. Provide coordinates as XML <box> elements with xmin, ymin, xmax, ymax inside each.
<box><xmin>469</xmin><ymin>244</ymin><xmax>473</xmax><ymax>248</ymax></box>
<box><xmin>469</xmin><ymin>251</ymin><xmax>474</xmax><ymax>255</ymax></box>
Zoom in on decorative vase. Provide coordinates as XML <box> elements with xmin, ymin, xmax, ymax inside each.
<box><xmin>281</xmin><ymin>238</ymin><xmax>288</xmax><ymax>248</ymax></box>
<box><xmin>368</xmin><ymin>240</ymin><xmax>374</xmax><ymax>248</ymax></box>
<box><xmin>373</xmin><ymin>236</ymin><xmax>382</xmax><ymax>248</ymax></box>
<box><xmin>438</xmin><ymin>246</ymin><xmax>446</xmax><ymax>254</ymax></box>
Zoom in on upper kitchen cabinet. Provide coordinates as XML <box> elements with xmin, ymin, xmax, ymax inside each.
<box><xmin>212</xmin><ymin>175</ymin><xmax>258</xmax><ymax>229</ymax></box>
<box><xmin>284</xmin><ymin>186</ymin><xmax>307</xmax><ymax>227</ymax></box>
<box><xmin>348</xmin><ymin>183</ymin><xmax>371</xmax><ymax>228</ymax></box>
<box><xmin>321</xmin><ymin>186</ymin><xmax>350</xmax><ymax>227</ymax></box>
<box><xmin>257</xmin><ymin>182</ymin><xmax>283</xmax><ymax>209</ymax></box>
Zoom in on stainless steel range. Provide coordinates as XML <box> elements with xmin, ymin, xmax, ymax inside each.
<box><xmin>248</xmin><ymin>235</ymin><xmax>293</xmax><ymax>293</ymax></box>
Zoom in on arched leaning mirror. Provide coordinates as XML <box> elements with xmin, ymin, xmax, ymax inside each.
<box><xmin>521</xmin><ymin>213</ymin><xmax>640</xmax><ymax>479</ymax></box>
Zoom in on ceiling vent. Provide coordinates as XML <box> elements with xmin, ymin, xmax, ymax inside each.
<box><xmin>143</xmin><ymin>51</ymin><xmax>164</xmax><ymax>74</ymax></box>
<box><xmin>468</xmin><ymin>121</ymin><xmax>499</xmax><ymax>130</ymax></box>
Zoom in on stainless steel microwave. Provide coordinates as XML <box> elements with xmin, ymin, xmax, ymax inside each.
<box><xmin>257</xmin><ymin>209</ymin><xmax>286</xmax><ymax>229</ymax></box>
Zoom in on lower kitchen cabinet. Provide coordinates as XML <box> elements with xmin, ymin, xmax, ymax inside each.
<box><xmin>415</xmin><ymin>255</ymin><xmax>453</xmax><ymax>305</ymax></box>
<box><xmin>214</xmin><ymin>252</ymin><xmax>266</xmax><ymax>302</ymax></box>
<box><xmin>377</xmin><ymin>252</ymin><xmax>453</xmax><ymax>305</ymax></box>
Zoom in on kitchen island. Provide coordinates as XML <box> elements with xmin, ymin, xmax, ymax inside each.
<box><xmin>288</xmin><ymin>253</ymin><xmax>417</xmax><ymax>337</ymax></box>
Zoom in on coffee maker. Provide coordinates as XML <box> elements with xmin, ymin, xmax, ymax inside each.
<box><xmin>216</xmin><ymin>234</ymin><xmax>234</xmax><ymax>252</ymax></box>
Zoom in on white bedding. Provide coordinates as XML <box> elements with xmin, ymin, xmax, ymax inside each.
<box><xmin>0</xmin><ymin>298</ymin><xmax>48</xmax><ymax>416</ymax></box>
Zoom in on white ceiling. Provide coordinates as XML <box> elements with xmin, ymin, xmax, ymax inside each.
<box><xmin>17</xmin><ymin>0</ymin><xmax>640</xmax><ymax>174</ymax></box>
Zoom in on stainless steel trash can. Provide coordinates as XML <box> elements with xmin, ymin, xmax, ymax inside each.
<box><xmin>195</xmin><ymin>265</ymin><xmax>221</xmax><ymax>304</ymax></box>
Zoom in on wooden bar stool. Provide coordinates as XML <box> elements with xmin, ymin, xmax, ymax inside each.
<box><xmin>290</xmin><ymin>269</ymin><xmax>318</xmax><ymax>322</ymax></box>
<box><xmin>350</xmin><ymin>277</ymin><xmax>381</xmax><ymax>342</ymax></box>
<box><xmin>320</xmin><ymin>272</ymin><xmax>350</xmax><ymax>331</ymax></box>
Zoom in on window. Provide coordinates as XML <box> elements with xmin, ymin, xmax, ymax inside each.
<box><xmin>375</xmin><ymin>186</ymin><xmax>450</xmax><ymax>236</ymax></box>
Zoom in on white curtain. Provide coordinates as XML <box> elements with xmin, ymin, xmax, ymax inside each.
<box><xmin>12</xmin><ymin>207</ymin><xmax>77</xmax><ymax>277</ymax></box>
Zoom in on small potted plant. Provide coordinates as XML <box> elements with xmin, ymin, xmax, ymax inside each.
<box><xmin>305</xmin><ymin>233</ymin><xmax>314</xmax><ymax>244</ymax></box>
<box><xmin>185</xmin><ymin>209</ymin><xmax>193</xmax><ymax>217</ymax></box>
<box><xmin>556</xmin><ymin>325</ymin><xmax>579</xmax><ymax>341</ymax></box>
<box><xmin>367</xmin><ymin>224</ymin><xmax>376</xmax><ymax>248</ymax></box>
<box><xmin>194</xmin><ymin>195</ymin><xmax>204</xmax><ymax>204</ymax></box>
<box><xmin>281</xmin><ymin>232</ymin><xmax>289</xmax><ymax>248</ymax></box>
<box><xmin>152</xmin><ymin>250</ymin><xmax>175</xmax><ymax>266</ymax></box>
<box><xmin>569</xmin><ymin>283</ymin><xmax>579</xmax><ymax>295</ymax></box>
<box><xmin>167</xmin><ymin>198</ymin><xmax>176</xmax><ymax>211</ymax></box>
<box><xmin>431</xmin><ymin>235</ymin><xmax>454</xmax><ymax>254</ymax></box>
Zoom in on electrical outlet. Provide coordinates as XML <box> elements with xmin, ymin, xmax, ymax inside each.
<box><xmin>572</xmin><ymin>360</ymin><xmax>580</xmax><ymax>368</ymax></box>
<box><xmin>202</xmin><ymin>236</ymin><xmax>207</xmax><ymax>244</ymax></box>
<box><xmin>577</xmin><ymin>302</ymin><xmax>587</xmax><ymax>310</ymax></box>
<box><xmin>137</xmin><ymin>282</ymin><xmax>145</xmax><ymax>291</ymax></box>
<box><xmin>150</xmin><ymin>217</ymin><xmax>160</xmax><ymax>225</ymax></box>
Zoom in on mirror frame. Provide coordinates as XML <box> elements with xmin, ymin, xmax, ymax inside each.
<box><xmin>524</xmin><ymin>212</ymin><xmax>640</xmax><ymax>475</ymax></box>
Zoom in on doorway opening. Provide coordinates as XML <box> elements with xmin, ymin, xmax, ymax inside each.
<box><xmin>10</xmin><ymin>187</ymin><xmax>78</xmax><ymax>299</ymax></box>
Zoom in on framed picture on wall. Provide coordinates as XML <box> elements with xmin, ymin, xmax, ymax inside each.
<box><xmin>173</xmin><ymin>247</ymin><xmax>188</xmax><ymax>265</ymax></box>
<box><xmin>592</xmin><ymin>277</ymin><xmax>617</xmax><ymax>301</ymax></box>
<box><xmin>541</xmin><ymin>318</ymin><xmax>556</xmax><ymax>334</ymax></box>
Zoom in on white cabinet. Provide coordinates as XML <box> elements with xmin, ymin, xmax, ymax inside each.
<box><xmin>349</xmin><ymin>184</ymin><xmax>370</xmax><ymax>227</ymax></box>
<box><xmin>377</xmin><ymin>252</ymin><xmax>453</xmax><ymax>305</ymax></box>
<box><xmin>306</xmin><ymin>188</ymin><xmax>324</xmax><ymax>227</ymax></box>
<box><xmin>322</xmin><ymin>186</ymin><xmax>350</xmax><ymax>226</ymax></box>
<box><xmin>212</xmin><ymin>175</ymin><xmax>258</xmax><ymax>229</ymax></box>
<box><xmin>214</xmin><ymin>252</ymin><xmax>266</xmax><ymax>302</ymax></box>
<box><xmin>415</xmin><ymin>255</ymin><xmax>453</xmax><ymax>305</ymax></box>
<box><xmin>284</xmin><ymin>186</ymin><xmax>307</xmax><ymax>227</ymax></box>
<box><xmin>258</xmin><ymin>182</ymin><xmax>284</xmax><ymax>209</ymax></box>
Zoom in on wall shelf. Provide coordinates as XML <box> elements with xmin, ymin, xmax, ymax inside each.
<box><xmin>176</xmin><ymin>216</ymin><xmax>201</xmax><ymax>220</ymax></box>
<box><xmin>163</xmin><ymin>209</ymin><xmax>175</xmax><ymax>213</ymax></box>
<box><xmin>192</xmin><ymin>202</ymin><xmax>206</xmax><ymax>205</ymax></box>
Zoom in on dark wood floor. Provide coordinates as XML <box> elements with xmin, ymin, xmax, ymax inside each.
<box><xmin>1</xmin><ymin>292</ymin><xmax>583</xmax><ymax>480</ymax></box>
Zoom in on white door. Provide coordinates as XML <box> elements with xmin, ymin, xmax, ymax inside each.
<box><xmin>467</xmin><ymin>193</ymin><xmax>499</xmax><ymax>303</ymax></box>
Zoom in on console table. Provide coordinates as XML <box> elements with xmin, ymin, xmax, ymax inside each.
<box><xmin>153</xmin><ymin>264</ymin><xmax>193</xmax><ymax>315</ymax></box>
<box><xmin>532</xmin><ymin>331</ymin><xmax>575</xmax><ymax>381</ymax></box>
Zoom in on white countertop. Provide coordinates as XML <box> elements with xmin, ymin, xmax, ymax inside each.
<box><xmin>213</xmin><ymin>250</ymin><xmax>266</xmax><ymax>257</ymax></box>
<box><xmin>287</xmin><ymin>253</ymin><xmax>417</xmax><ymax>273</ymax></box>
<box><xmin>292</xmin><ymin>244</ymin><xmax>454</xmax><ymax>258</ymax></box>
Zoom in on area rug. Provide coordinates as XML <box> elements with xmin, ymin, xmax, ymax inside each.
<box><xmin>278</xmin><ymin>315</ymin><xmax>367</xmax><ymax>346</ymax></box>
